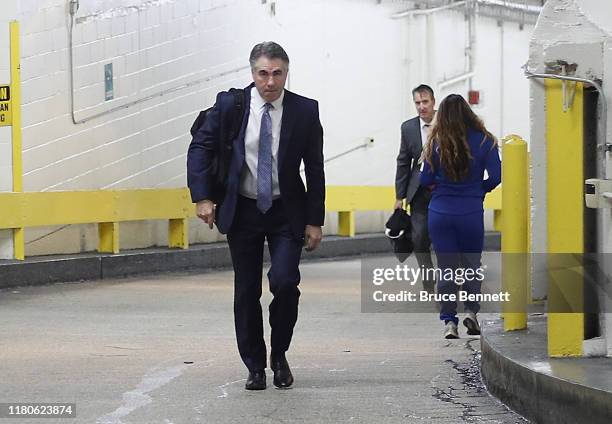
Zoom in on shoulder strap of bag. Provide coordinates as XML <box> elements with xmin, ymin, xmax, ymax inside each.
<box><xmin>227</xmin><ymin>88</ymin><xmax>245</xmax><ymax>141</ymax></box>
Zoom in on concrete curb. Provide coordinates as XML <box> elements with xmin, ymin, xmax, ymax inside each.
<box><xmin>481</xmin><ymin>317</ymin><xmax>612</xmax><ymax>424</ymax></box>
<box><xmin>0</xmin><ymin>232</ymin><xmax>500</xmax><ymax>289</ymax></box>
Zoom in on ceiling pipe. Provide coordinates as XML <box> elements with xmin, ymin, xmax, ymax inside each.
<box><xmin>391</xmin><ymin>1</ymin><xmax>468</xmax><ymax>18</ymax></box>
<box><xmin>391</xmin><ymin>0</ymin><xmax>542</xmax><ymax>25</ymax></box>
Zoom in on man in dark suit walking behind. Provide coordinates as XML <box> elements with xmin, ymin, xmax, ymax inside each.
<box><xmin>394</xmin><ymin>84</ymin><xmax>436</xmax><ymax>293</ymax></box>
<box><xmin>187</xmin><ymin>42</ymin><xmax>325</xmax><ymax>390</ymax></box>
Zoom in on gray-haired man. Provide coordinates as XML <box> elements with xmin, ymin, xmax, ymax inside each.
<box><xmin>188</xmin><ymin>41</ymin><xmax>325</xmax><ymax>390</ymax></box>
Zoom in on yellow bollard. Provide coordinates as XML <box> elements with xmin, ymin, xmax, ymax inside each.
<box><xmin>501</xmin><ymin>135</ymin><xmax>528</xmax><ymax>331</ymax></box>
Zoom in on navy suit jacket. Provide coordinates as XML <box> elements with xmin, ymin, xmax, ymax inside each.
<box><xmin>187</xmin><ymin>83</ymin><xmax>325</xmax><ymax>239</ymax></box>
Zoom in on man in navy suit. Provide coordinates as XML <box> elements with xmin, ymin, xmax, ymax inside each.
<box><xmin>187</xmin><ymin>42</ymin><xmax>325</xmax><ymax>390</ymax></box>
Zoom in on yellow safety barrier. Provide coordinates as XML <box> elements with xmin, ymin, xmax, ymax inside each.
<box><xmin>326</xmin><ymin>185</ymin><xmax>502</xmax><ymax>237</ymax></box>
<box><xmin>0</xmin><ymin>189</ymin><xmax>192</xmax><ymax>256</ymax></box>
<box><xmin>0</xmin><ymin>186</ymin><xmax>502</xmax><ymax>260</ymax></box>
<box><xmin>325</xmin><ymin>185</ymin><xmax>395</xmax><ymax>237</ymax></box>
<box><xmin>545</xmin><ymin>80</ymin><xmax>584</xmax><ymax>357</ymax></box>
<box><xmin>501</xmin><ymin>135</ymin><xmax>529</xmax><ymax>331</ymax></box>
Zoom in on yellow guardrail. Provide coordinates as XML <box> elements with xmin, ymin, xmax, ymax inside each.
<box><xmin>0</xmin><ymin>185</ymin><xmax>502</xmax><ymax>260</ymax></box>
<box><xmin>327</xmin><ymin>185</ymin><xmax>502</xmax><ymax>237</ymax></box>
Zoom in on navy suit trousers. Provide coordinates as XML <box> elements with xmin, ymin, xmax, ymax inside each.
<box><xmin>227</xmin><ymin>196</ymin><xmax>303</xmax><ymax>372</ymax></box>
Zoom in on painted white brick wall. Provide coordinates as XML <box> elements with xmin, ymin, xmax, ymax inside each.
<box><xmin>14</xmin><ymin>0</ymin><xmax>263</xmax><ymax>254</ymax></box>
<box><xmin>0</xmin><ymin>0</ymin><xmax>534</xmax><ymax>256</ymax></box>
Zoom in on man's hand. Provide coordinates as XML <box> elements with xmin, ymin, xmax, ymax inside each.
<box><xmin>196</xmin><ymin>200</ymin><xmax>215</xmax><ymax>229</ymax></box>
<box><xmin>304</xmin><ymin>225</ymin><xmax>322</xmax><ymax>252</ymax></box>
<box><xmin>394</xmin><ymin>199</ymin><xmax>404</xmax><ymax>210</ymax></box>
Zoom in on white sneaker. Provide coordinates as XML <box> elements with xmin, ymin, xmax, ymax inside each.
<box><xmin>463</xmin><ymin>311</ymin><xmax>481</xmax><ymax>335</ymax></box>
<box><xmin>444</xmin><ymin>321</ymin><xmax>459</xmax><ymax>339</ymax></box>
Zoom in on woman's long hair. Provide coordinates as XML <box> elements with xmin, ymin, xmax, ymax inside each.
<box><xmin>422</xmin><ymin>94</ymin><xmax>496</xmax><ymax>182</ymax></box>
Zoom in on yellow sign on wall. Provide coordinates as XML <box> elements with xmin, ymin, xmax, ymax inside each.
<box><xmin>0</xmin><ymin>85</ymin><xmax>11</xmax><ymax>126</ymax></box>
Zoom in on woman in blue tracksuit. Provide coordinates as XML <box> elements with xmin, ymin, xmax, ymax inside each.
<box><xmin>420</xmin><ymin>94</ymin><xmax>501</xmax><ymax>339</ymax></box>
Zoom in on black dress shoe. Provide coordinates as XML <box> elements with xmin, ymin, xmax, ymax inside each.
<box><xmin>270</xmin><ymin>355</ymin><xmax>294</xmax><ymax>388</ymax></box>
<box><xmin>245</xmin><ymin>370</ymin><xmax>266</xmax><ymax>390</ymax></box>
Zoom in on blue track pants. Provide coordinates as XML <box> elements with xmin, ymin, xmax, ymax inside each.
<box><xmin>428</xmin><ymin>209</ymin><xmax>484</xmax><ymax>325</ymax></box>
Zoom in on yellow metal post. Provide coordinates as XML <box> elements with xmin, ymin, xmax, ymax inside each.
<box><xmin>493</xmin><ymin>210</ymin><xmax>502</xmax><ymax>232</ymax></box>
<box><xmin>483</xmin><ymin>188</ymin><xmax>503</xmax><ymax>231</ymax></box>
<box><xmin>98</xmin><ymin>222</ymin><xmax>120</xmax><ymax>254</ymax></box>
<box><xmin>338</xmin><ymin>211</ymin><xmax>355</xmax><ymax>237</ymax></box>
<box><xmin>546</xmin><ymin>80</ymin><xmax>584</xmax><ymax>357</ymax></box>
<box><xmin>9</xmin><ymin>21</ymin><xmax>24</xmax><ymax>260</ymax></box>
<box><xmin>501</xmin><ymin>135</ymin><xmax>529</xmax><ymax>331</ymax></box>
<box><xmin>168</xmin><ymin>218</ymin><xmax>189</xmax><ymax>249</ymax></box>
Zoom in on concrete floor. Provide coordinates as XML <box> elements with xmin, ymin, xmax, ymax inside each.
<box><xmin>0</xmin><ymin>256</ymin><xmax>528</xmax><ymax>424</ymax></box>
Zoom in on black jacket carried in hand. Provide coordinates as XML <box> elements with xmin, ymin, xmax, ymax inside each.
<box><xmin>385</xmin><ymin>208</ymin><xmax>413</xmax><ymax>262</ymax></box>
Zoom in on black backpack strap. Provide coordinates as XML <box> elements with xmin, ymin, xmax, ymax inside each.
<box><xmin>228</xmin><ymin>88</ymin><xmax>245</xmax><ymax>140</ymax></box>
<box><xmin>190</xmin><ymin>109</ymin><xmax>209</xmax><ymax>137</ymax></box>
<box><xmin>212</xmin><ymin>88</ymin><xmax>245</xmax><ymax>200</ymax></box>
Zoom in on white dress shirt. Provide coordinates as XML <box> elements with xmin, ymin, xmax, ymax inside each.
<box><xmin>240</xmin><ymin>87</ymin><xmax>284</xmax><ymax>199</ymax></box>
<box><xmin>418</xmin><ymin>116</ymin><xmax>434</xmax><ymax>172</ymax></box>
<box><xmin>419</xmin><ymin>117</ymin><xmax>433</xmax><ymax>148</ymax></box>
